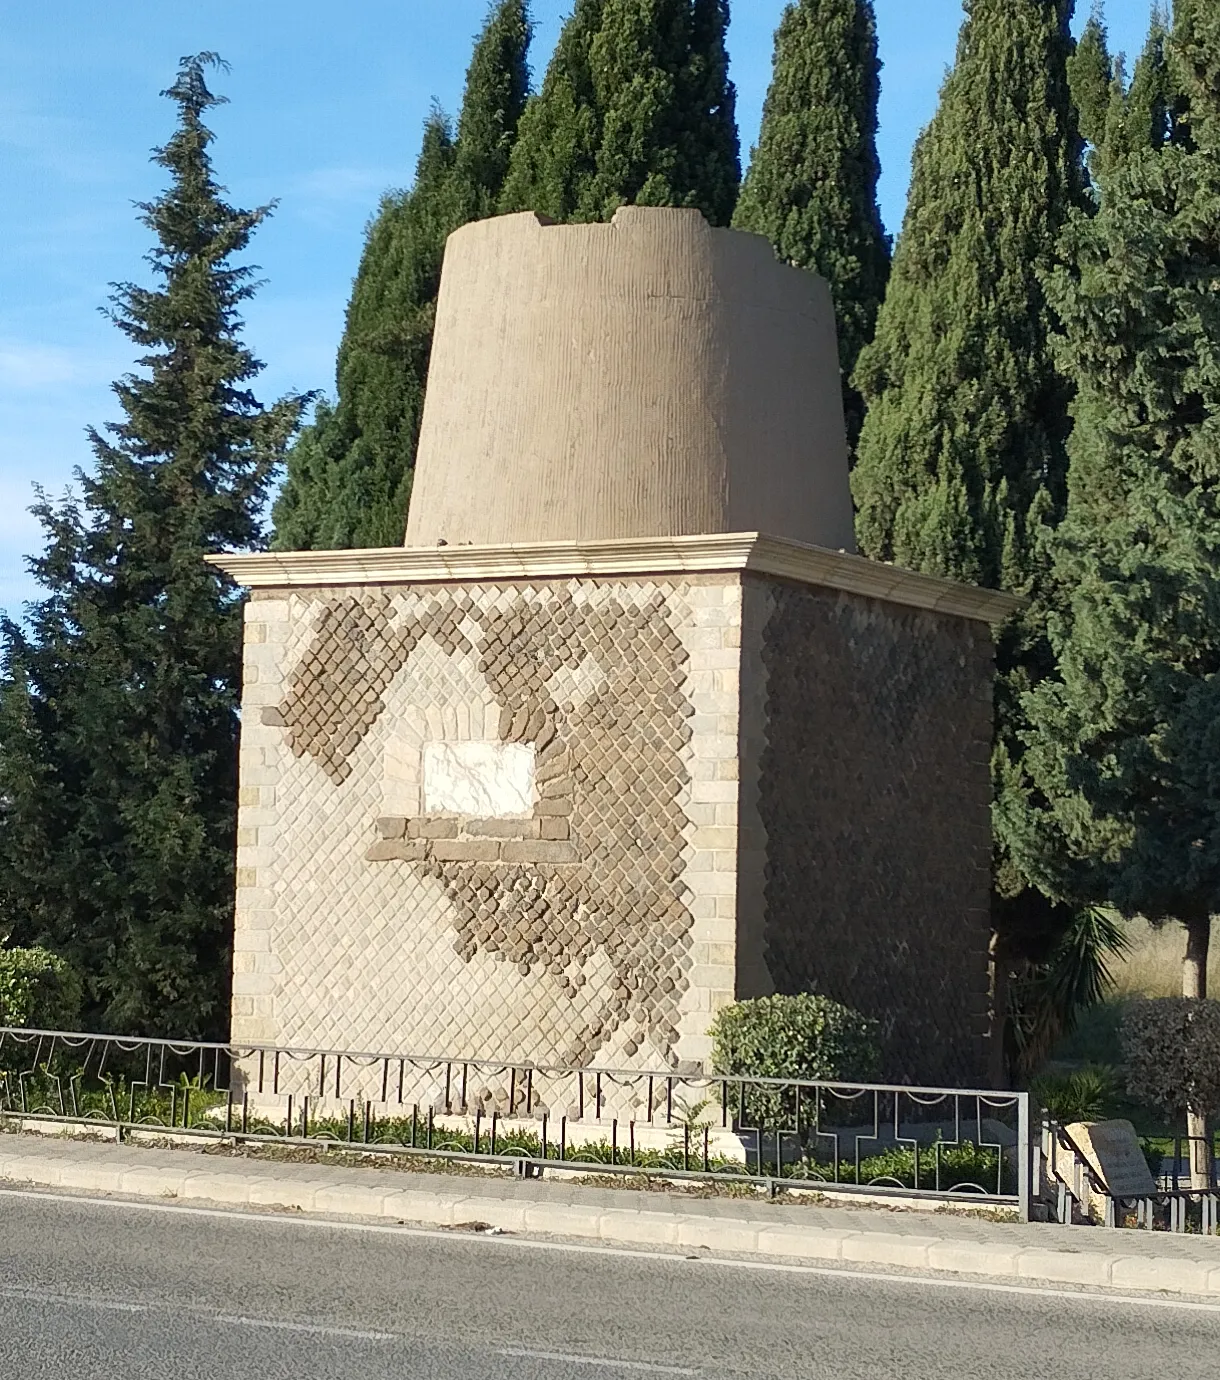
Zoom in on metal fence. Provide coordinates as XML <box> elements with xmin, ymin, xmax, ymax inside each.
<box><xmin>1043</xmin><ymin>1120</ymin><xmax>1220</xmax><ymax>1233</ymax></box>
<box><xmin>0</xmin><ymin>1026</ymin><xmax>1032</xmax><ymax>1218</ymax></box>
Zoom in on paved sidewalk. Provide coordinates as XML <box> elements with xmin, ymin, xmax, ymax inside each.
<box><xmin>3</xmin><ymin>1128</ymin><xmax>1220</xmax><ymax>1298</ymax></box>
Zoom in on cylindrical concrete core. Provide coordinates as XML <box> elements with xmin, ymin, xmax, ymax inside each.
<box><xmin>404</xmin><ymin>206</ymin><xmax>856</xmax><ymax>552</ymax></box>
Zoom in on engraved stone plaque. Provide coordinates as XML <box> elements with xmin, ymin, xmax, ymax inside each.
<box><xmin>1065</xmin><ymin>1119</ymin><xmax>1157</xmax><ymax>1199</ymax></box>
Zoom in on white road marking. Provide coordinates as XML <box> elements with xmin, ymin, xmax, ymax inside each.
<box><xmin>0</xmin><ymin>1279</ymin><xmax>394</xmax><ymax>1340</ymax></box>
<box><xmin>498</xmin><ymin>1347</ymin><xmax>699</xmax><ymax>1374</ymax></box>
<box><xmin>0</xmin><ymin>1285</ymin><xmax>146</xmax><ymax>1314</ymax></box>
<box><xmin>3</xmin><ymin>1185</ymin><xmax>1220</xmax><ymax>1316</ymax></box>
<box><xmin>214</xmin><ymin>1314</ymin><xmax>395</xmax><ymax>1341</ymax></box>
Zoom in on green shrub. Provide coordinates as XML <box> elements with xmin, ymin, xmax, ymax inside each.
<box><xmin>709</xmin><ymin>993</ymin><xmax>881</xmax><ymax>1084</ymax></box>
<box><xmin>827</xmin><ymin>1139</ymin><xmax>1004</xmax><ymax>1194</ymax></box>
<box><xmin>1121</xmin><ymin>998</ymin><xmax>1220</xmax><ymax>1121</ymax></box>
<box><xmin>1028</xmin><ymin>1065</ymin><xmax>1119</xmax><ymax>1123</ymax></box>
<box><xmin>709</xmin><ymin>994</ymin><xmax>880</xmax><ymax>1129</ymax></box>
<box><xmin>0</xmin><ymin>946</ymin><xmax>83</xmax><ymax>1030</ymax></box>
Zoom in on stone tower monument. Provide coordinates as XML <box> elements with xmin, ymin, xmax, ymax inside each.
<box><xmin>215</xmin><ymin>208</ymin><xmax>1016</xmax><ymax>1083</ymax></box>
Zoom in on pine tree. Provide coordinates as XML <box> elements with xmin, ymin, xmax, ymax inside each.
<box><xmin>501</xmin><ymin>0</ymin><xmax>740</xmax><ymax>225</ymax></box>
<box><xmin>1015</xmin><ymin>0</ymin><xmax>1220</xmax><ymax>1175</ymax></box>
<box><xmin>731</xmin><ymin>0</ymin><xmax>890</xmax><ymax>451</ymax></box>
<box><xmin>0</xmin><ymin>55</ymin><xmax>305</xmax><ymax>1038</ymax></box>
<box><xmin>273</xmin><ymin>0</ymin><xmax>532</xmax><ymax>550</ymax></box>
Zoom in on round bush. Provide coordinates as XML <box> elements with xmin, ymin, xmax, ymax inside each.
<box><xmin>709</xmin><ymin>993</ymin><xmax>880</xmax><ymax>1084</ymax></box>
<box><xmin>0</xmin><ymin>946</ymin><xmax>83</xmax><ymax>1031</ymax></box>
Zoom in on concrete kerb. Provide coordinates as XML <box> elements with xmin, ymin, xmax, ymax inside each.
<box><xmin>3</xmin><ymin>1132</ymin><xmax>1220</xmax><ymax>1300</ymax></box>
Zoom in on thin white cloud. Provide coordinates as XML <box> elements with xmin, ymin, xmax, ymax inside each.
<box><xmin>0</xmin><ymin>341</ymin><xmax>79</xmax><ymax>390</ymax></box>
<box><xmin>291</xmin><ymin>165</ymin><xmax>399</xmax><ymax>205</ymax></box>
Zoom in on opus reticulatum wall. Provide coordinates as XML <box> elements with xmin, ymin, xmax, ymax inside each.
<box><xmin>233</xmin><ymin>572</ymin><xmax>740</xmax><ymax>1072</ymax></box>
<box><xmin>220</xmin><ymin>536</ymin><xmax>1017</xmax><ymax>1084</ymax></box>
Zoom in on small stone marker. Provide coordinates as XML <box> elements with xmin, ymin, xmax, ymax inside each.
<box><xmin>1064</xmin><ymin>1119</ymin><xmax>1157</xmax><ymax>1200</ymax></box>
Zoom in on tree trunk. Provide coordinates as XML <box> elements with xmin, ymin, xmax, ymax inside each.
<box><xmin>987</xmin><ymin>931</ymin><xmax>1010</xmax><ymax>1090</ymax></box>
<box><xmin>1183</xmin><ymin>914</ymin><xmax>1210</xmax><ymax>999</ymax></box>
<box><xmin>1183</xmin><ymin>914</ymin><xmax>1213</xmax><ymax>1191</ymax></box>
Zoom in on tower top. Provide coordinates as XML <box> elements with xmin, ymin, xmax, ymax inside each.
<box><xmin>404</xmin><ymin>207</ymin><xmax>855</xmax><ymax>553</ymax></box>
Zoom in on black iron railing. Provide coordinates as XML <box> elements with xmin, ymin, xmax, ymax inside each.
<box><xmin>0</xmin><ymin>1027</ymin><xmax>1032</xmax><ymax>1218</ymax></box>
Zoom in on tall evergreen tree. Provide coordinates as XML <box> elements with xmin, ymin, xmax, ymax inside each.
<box><xmin>1108</xmin><ymin>8</ymin><xmax>1175</xmax><ymax>159</ymax></box>
<box><xmin>731</xmin><ymin>0</ymin><xmax>890</xmax><ymax>451</ymax></box>
<box><xmin>1074</xmin><ymin>5</ymin><xmax>1175</xmax><ymax>181</ymax></box>
<box><xmin>848</xmin><ymin>0</ymin><xmax>1088</xmax><ymax>1078</ymax></box>
<box><xmin>1067</xmin><ymin>7</ymin><xmax>1114</xmax><ymax>157</ymax></box>
<box><xmin>851</xmin><ymin>0</ymin><xmax>1082</xmax><ymax>589</ymax></box>
<box><xmin>0</xmin><ymin>55</ymin><xmax>305</xmax><ymax>1037</ymax></box>
<box><xmin>272</xmin><ymin>115</ymin><xmax>458</xmax><ymax>549</ymax></box>
<box><xmin>1015</xmin><ymin>0</ymin><xmax>1220</xmax><ymax>1171</ymax></box>
<box><xmin>501</xmin><ymin>0</ymin><xmax>740</xmax><ymax>225</ymax></box>
<box><xmin>273</xmin><ymin>0</ymin><xmax>532</xmax><ymax>550</ymax></box>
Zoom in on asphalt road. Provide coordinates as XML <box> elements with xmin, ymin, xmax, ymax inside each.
<box><xmin>0</xmin><ymin>1190</ymin><xmax>1217</xmax><ymax>1379</ymax></box>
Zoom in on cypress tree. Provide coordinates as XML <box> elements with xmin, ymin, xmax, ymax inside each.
<box><xmin>1016</xmin><ymin>1</ymin><xmax>1220</xmax><ymax>1172</ymax></box>
<box><xmin>850</xmin><ymin>0</ymin><xmax>1082</xmax><ymax>589</ymax></box>
<box><xmin>273</xmin><ymin>0</ymin><xmax>532</xmax><ymax>550</ymax></box>
<box><xmin>1067</xmin><ymin>8</ymin><xmax>1114</xmax><ymax>155</ymax></box>
<box><xmin>1108</xmin><ymin>7</ymin><xmax>1175</xmax><ymax>161</ymax></box>
<box><xmin>731</xmin><ymin>0</ymin><xmax>890</xmax><ymax>451</ymax></box>
<box><xmin>1072</xmin><ymin>6</ymin><xmax>1175</xmax><ymax>184</ymax></box>
<box><xmin>272</xmin><ymin>115</ymin><xmax>458</xmax><ymax>550</ymax></box>
<box><xmin>849</xmin><ymin>0</ymin><xmax>1088</xmax><ymax>1077</ymax></box>
<box><xmin>501</xmin><ymin>0</ymin><xmax>740</xmax><ymax>225</ymax></box>
<box><xmin>0</xmin><ymin>55</ymin><xmax>305</xmax><ymax>1037</ymax></box>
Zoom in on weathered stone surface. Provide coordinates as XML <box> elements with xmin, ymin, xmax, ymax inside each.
<box><xmin>463</xmin><ymin>818</ymin><xmax>541</xmax><ymax>839</ymax></box>
<box><xmin>406</xmin><ymin>208</ymin><xmax>855</xmax><ymax>552</ymax></box>
<box><xmin>1066</xmin><ymin>1120</ymin><xmax>1157</xmax><ymax>1200</ymax></box>
<box><xmin>408</xmin><ymin>819</ymin><xmax>459</xmax><ymax>840</ymax></box>
<box><xmin>500</xmin><ymin>841</ymin><xmax>579</xmax><ymax>865</ymax></box>
<box><xmin>245</xmin><ymin>578</ymin><xmax>706</xmax><ymax>1069</ymax></box>
<box><xmin>748</xmin><ymin>576</ymin><xmax>992</xmax><ymax>1084</ymax></box>
<box><xmin>430</xmin><ymin>840</ymin><xmax>503</xmax><ymax>864</ymax></box>
<box><xmin>234</xmin><ymin>566</ymin><xmax>994</xmax><ymax>1085</ymax></box>
<box><xmin>365</xmin><ymin>839</ymin><xmax>428</xmax><ymax>863</ymax></box>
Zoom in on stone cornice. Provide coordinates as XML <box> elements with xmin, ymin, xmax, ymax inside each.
<box><xmin>208</xmin><ymin>533</ymin><xmax>1023</xmax><ymax>626</ymax></box>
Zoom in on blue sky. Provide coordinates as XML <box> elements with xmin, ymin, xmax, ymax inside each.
<box><xmin>0</xmin><ymin>1</ymin><xmax>1155</xmax><ymax>617</ymax></box>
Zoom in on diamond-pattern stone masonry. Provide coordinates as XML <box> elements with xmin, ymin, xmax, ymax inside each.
<box><xmin>232</xmin><ymin>578</ymin><xmax>742</xmax><ymax>1070</ymax></box>
<box><xmin>750</xmin><ymin>576</ymin><xmax>993</xmax><ymax>1084</ymax></box>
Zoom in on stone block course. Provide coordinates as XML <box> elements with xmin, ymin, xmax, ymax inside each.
<box><xmin>428</xmin><ymin>839</ymin><xmax>503</xmax><ymax>863</ymax></box>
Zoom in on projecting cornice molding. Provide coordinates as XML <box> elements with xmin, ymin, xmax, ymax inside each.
<box><xmin>208</xmin><ymin>533</ymin><xmax>1022</xmax><ymax>627</ymax></box>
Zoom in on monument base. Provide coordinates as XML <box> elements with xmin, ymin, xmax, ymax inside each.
<box><xmin>215</xmin><ymin>534</ymin><xmax>1016</xmax><ymax>1084</ymax></box>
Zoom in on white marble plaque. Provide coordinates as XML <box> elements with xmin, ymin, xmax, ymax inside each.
<box><xmin>1065</xmin><ymin>1119</ymin><xmax>1157</xmax><ymax>1199</ymax></box>
<box><xmin>422</xmin><ymin>740</ymin><xmax>536</xmax><ymax>817</ymax></box>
